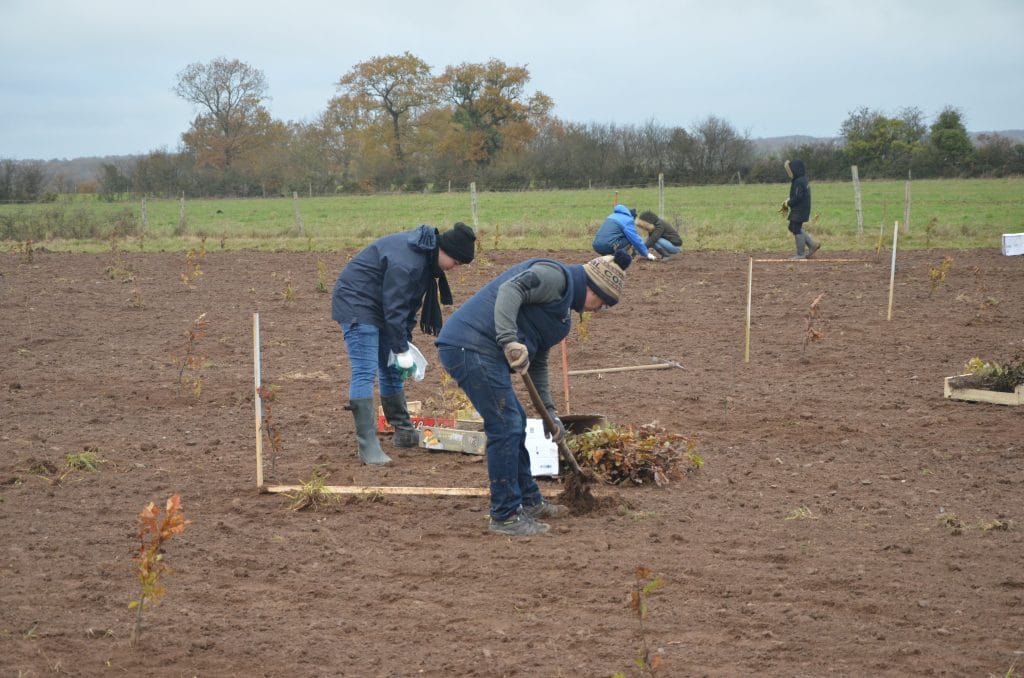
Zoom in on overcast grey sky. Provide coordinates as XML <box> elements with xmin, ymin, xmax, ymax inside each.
<box><xmin>2</xmin><ymin>0</ymin><xmax>1021</xmax><ymax>160</ymax></box>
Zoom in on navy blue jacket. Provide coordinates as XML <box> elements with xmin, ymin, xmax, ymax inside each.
<box><xmin>331</xmin><ymin>225</ymin><xmax>438</xmax><ymax>354</ymax></box>
<box><xmin>787</xmin><ymin>159</ymin><xmax>811</xmax><ymax>224</ymax></box>
<box><xmin>436</xmin><ymin>259</ymin><xmax>578</xmax><ymax>362</ymax></box>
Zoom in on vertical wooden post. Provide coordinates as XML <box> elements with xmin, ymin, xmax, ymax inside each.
<box><xmin>658</xmin><ymin>173</ymin><xmax>665</xmax><ymax>216</ymax></box>
<box><xmin>887</xmin><ymin>223</ymin><xmax>899</xmax><ymax>321</ymax></box>
<box><xmin>744</xmin><ymin>257</ymin><xmax>753</xmax><ymax>363</ymax></box>
<box><xmin>292</xmin><ymin>191</ymin><xmax>304</xmax><ymax>237</ymax></box>
<box><xmin>140</xmin><ymin>196</ymin><xmax>148</xmax><ymax>231</ymax></box>
<box><xmin>470</xmin><ymin>182</ymin><xmax>478</xmax><ymax>227</ymax></box>
<box><xmin>253</xmin><ymin>313</ymin><xmax>264</xmax><ymax>489</ymax></box>
<box><xmin>177</xmin><ymin>192</ymin><xmax>187</xmax><ymax>236</ymax></box>
<box><xmin>903</xmin><ymin>177</ymin><xmax>912</xmax><ymax>235</ymax></box>
<box><xmin>851</xmin><ymin>165</ymin><xmax>863</xmax><ymax>235</ymax></box>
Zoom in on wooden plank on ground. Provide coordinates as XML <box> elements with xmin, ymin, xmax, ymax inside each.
<box><xmin>262</xmin><ymin>485</ymin><xmax>491</xmax><ymax>496</ymax></box>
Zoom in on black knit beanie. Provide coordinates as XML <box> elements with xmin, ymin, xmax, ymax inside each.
<box><xmin>438</xmin><ymin>222</ymin><xmax>476</xmax><ymax>264</ymax></box>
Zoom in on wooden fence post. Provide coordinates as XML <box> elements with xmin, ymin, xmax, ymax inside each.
<box><xmin>470</xmin><ymin>182</ymin><xmax>478</xmax><ymax>227</ymax></box>
<box><xmin>903</xmin><ymin>175</ymin><xmax>912</xmax><ymax>235</ymax></box>
<box><xmin>851</xmin><ymin>165</ymin><xmax>863</xmax><ymax>235</ymax></box>
<box><xmin>292</xmin><ymin>191</ymin><xmax>304</xmax><ymax>237</ymax></box>
<box><xmin>176</xmin><ymin>192</ymin><xmax>187</xmax><ymax>236</ymax></box>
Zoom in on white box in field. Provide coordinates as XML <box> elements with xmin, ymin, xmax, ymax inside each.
<box><xmin>1002</xmin><ymin>233</ymin><xmax>1024</xmax><ymax>256</ymax></box>
<box><xmin>524</xmin><ymin>418</ymin><xmax>559</xmax><ymax>477</ymax></box>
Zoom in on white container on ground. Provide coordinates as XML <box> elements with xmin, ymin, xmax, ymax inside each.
<box><xmin>524</xmin><ymin>418</ymin><xmax>559</xmax><ymax>477</ymax></box>
<box><xmin>1002</xmin><ymin>233</ymin><xmax>1024</xmax><ymax>256</ymax></box>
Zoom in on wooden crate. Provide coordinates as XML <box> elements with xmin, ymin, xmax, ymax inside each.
<box><xmin>419</xmin><ymin>426</ymin><xmax>486</xmax><ymax>455</ymax></box>
<box><xmin>944</xmin><ymin>375</ymin><xmax>1024</xmax><ymax>406</ymax></box>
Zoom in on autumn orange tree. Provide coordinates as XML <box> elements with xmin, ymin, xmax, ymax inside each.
<box><xmin>327</xmin><ymin>52</ymin><xmax>438</xmax><ymax>182</ymax></box>
<box><xmin>436</xmin><ymin>59</ymin><xmax>553</xmax><ymax>167</ymax></box>
<box><xmin>174</xmin><ymin>57</ymin><xmax>272</xmax><ymax>171</ymax></box>
<box><xmin>129</xmin><ymin>495</ymin><xmax>191</xmax><ymax>647</ymax></box>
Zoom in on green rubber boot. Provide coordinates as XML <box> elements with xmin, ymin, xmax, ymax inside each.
<box><xmin>349</xmin><ymin>398</ymin><xmax>391</xmax><ymax>465</ymax></box>
<box><xmin>380</xmin><ymin>392</ymin><xmax>420</xmax><ymax>448</ymax></box>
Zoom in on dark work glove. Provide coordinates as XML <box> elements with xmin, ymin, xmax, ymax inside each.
<box><xmin>545</xmin><ymin>410</ymin><xmax>565</xmax><ymax>444</ymax></box>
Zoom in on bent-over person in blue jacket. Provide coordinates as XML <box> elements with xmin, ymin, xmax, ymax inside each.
<box><xmin>592</xmin><ymin>204</ymin><xmax>656</xmax><ymax>260</ymax></box>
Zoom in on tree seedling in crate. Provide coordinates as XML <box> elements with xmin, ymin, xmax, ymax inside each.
<box><xmin>129</xmin><ymin>495</ymin><xmax>191</xmax><ymax>647</ymax></box>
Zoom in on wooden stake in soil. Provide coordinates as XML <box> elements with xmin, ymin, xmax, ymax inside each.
<box><xmin>745</xmin><ymin>256</ymin><xmax>753</xmax><ymax>363</ymax></box>
<box><xmin>887</xmin><ymin>222</ymin><xmax>899</xmax><ymax>321</ymax></box>
<box><xmin>253</xmin><ymin>313</ymin><xmax>264</xmax><ymax>489</ymax></box>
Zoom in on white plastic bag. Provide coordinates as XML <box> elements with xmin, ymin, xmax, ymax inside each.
<box><xmin>388</xmin><ymin>342</ymin><xmax>427</xmax><ymax>381</ymax></box>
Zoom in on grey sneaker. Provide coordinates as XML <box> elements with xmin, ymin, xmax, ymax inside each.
<box><xmin>488</xmin><ymin>511</ymin><xmax>550</xmax><ymax>536</ymax></box>
<box><xmin>523</xmin><ymin>500</ymin><xmax>568</xmax><ymax>520</ymax></box>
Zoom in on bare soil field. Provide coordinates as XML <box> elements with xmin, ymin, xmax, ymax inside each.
<box><xmin>1</xmin><ymin>246</ymin><xmax>1022</xmax><ymax>677</ymax></box>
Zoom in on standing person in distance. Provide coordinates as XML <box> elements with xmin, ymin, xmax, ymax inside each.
<box><xmin>436</xmin><ymin>250</ymin><xmax>633</xmax><ymax>536</ymax></box>
<box><xmin>332</xmin><ymin>222</ymin><xmax>476</xmax><ymax>465</ymax></box>
<box><xmin>635</xmin><ymin>210</ymin><xmax>682</xmax><ymax>259</ymax></box>
<box><xmin>780</xmin><ymin>159</ymin><xmax>821</xmax><ymax>260</ymax></box>
<box><xmin>592</xmin><ymin>204</ymin><xmax>657</xmax><ymax>261</ymax></box>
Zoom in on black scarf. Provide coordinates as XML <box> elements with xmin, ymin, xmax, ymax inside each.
<box><xmin>420</xmin><ymin>249</ymin><xmax>453</xmax><ymax>336</ymax></box>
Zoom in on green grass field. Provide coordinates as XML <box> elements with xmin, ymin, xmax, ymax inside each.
<box><xmin>2</xmin><ymin>177</ymin><xmax>1022</xmax><ymax>253</ymax></box>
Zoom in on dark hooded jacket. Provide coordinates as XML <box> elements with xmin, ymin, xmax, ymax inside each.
<box><xmin>637</xmin><ymin>211</ymin><xmax>682</xmax><ymax>249</ymax></box>
<box><xmin>786</xmin><ymin>159</ymin><xmax>811</xmax><ymax>224</ymax></box>
<box><xmin>331</xmin><ymin>224</ymin><xmax>439</xmax><ymax>354</ymax></box>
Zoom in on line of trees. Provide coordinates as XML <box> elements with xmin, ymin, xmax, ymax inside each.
<box><xmin>3</xmin><ymin>55</ymin><xmax>1023</xmax><ymax>203</ymax></box>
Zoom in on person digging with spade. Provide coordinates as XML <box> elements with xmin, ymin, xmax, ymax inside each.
<box><xmin>331</xmin><ymin>222</ymin><xmax>476</xmax><ymax>465</ymax></box>
<box><xmin>435</xmin><ymin>249</ymin><xmax>633</xmax><ymax>536</ymax></box>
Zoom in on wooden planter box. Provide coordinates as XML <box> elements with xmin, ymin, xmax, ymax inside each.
<box><xmin>944</xmin><ymin>375</ymin><xmax>1024</xmax><ymax>406</ymax></box>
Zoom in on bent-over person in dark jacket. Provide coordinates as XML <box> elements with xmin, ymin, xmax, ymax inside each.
<box><xmin>636</xmin><ymin>210</ymin><xmax>682</xmax><ymax>259</ymax></box>
<box><xmin>332</xmin><ymin>222</ymin><xmax>476</xmax><ymax>465</ymax></box>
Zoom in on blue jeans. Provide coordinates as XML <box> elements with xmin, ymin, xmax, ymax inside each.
<box><xmin>654</xmin><ymin>238</ymin><xmax>680</xmax><ymax>255</ymax></box>
<box><xmin>437</xmin><ymin>346</ymin><xmax>543</xmax><ymax>520</ymax></box>
<box><xmin>341</xmin><ymin>323</ymin><xmax>405</xmax><ymax>400</ymax></box>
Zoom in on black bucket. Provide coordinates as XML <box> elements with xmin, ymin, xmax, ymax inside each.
<box><xmin>561</xmin><ymin>413</ymin><xmax>609</xmax><ymax>435</ymax></box>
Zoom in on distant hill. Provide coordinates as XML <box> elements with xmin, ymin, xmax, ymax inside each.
<box><xmin>752</xmin><ymin>129</ymin><xmax>1024</xmax><ymax>156</ymax></box>
<box><xmin>751</xmin><ymin>135</ymin><xmax>837</xmax><ymax>155</ymax></box>
<box><xmin>973</xmin><ymin>129</ymin><xmax>1024</xmax><ymax>142</ymax></box>
<box><xmin>36</xmin><ymin>155</ymin><xmax>140</xmax><ymax>185</ymax></box>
